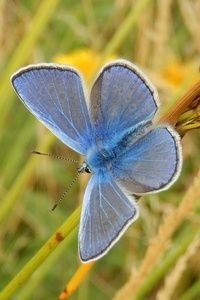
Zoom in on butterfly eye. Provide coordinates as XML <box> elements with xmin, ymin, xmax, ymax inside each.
<box><xmin>85</xmin><ymin>166</ymin><xmax>92</xmax><ymax>173</ymax></box>
<box><xmin>78</xmin><ymin>162</ymin><xmax>92</xmax><ymax>174</ymax></box>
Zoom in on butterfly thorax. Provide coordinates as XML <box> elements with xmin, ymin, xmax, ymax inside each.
<box><xmin>85</xmin><ymin>120</ymin><xmax>152</xmax><ymax>175</ymax></box>
<box><xmin>85</xmin><ymin>142</ymin><xmax>116</xmax><ymax>174</ymax></box>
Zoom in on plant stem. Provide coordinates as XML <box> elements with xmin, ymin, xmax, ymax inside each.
<box><xmin>0</xmin><ymin>206</ymin><xmax>81</xmax><ymax>300</ymax></box>
<box><xmin>0</xmin><ymin>0</ymin><xmax>60</xmax><ymax>128</ymax></box>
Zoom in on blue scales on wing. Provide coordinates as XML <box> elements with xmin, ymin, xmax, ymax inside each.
<box><xmin>11</xmin><ymin>64</ymin><xmax>93</xmax><ymax>155</ymax></box>
<box><xmin>88</xmin><ymin>60</ymin><xmax>181</xmax><ymax>195</ymax></box>
<box><xmin>78</xmin><ymin>173</ymin><xmax>139</xmax><ymax>262</ymax></box>
<box><xmin>111</xmin><ymin>126</ymin><xmax>182</xmax><ymax>194</ymax></box>
<box><xmin>89</xmin><ymin>60</ymin><xmax>159</xmax><ymax>143</ymax></box>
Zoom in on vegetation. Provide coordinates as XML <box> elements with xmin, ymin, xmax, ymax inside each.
<box><xmin>0</xmin><ymin>1</ymin><xmax>200</xmax><ymax>299</ymax></box>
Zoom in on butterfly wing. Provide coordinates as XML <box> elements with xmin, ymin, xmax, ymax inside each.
<box><xmin>90</xmin><ymin>60</ymin><xmax>159</xmax><ymax>142</ymax></box>
<box><xmin>111</xmin><ymin>126</ymin><xmax>182</xmax><ymax>194</ymax></box>
<box><xmin>11</xmin><ymin>64</ymin><xmax>93</xmax><ymax>154</ymax></box>
<box><xmin>79</xmin><ymin>173</ymin><xmax>139</xmax><ymax>262</ymax></box>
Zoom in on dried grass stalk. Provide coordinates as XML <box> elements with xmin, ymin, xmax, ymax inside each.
<box><xmin>156</xmin><ymin>237</ymin><xmax>200</xmax><ymax>300</ymax></box>
<box><xmin>113</xmin><ymin>167</ymin><xmax>200</xmax><ymax>300</ymax></box>
<box><xmin>151</xmin><ymin>0</ymin><xmax>173</xmax><ymax>68</ymax></box>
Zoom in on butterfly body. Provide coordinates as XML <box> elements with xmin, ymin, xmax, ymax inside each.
<box><xmin>86</xmin><ymin>141</ymin><xmax>116</xmax><ymax>174</ymax></box>
<box><xmin>86</xmin><ymin>119</ymin><xmax>152</xmax><ymax>174</ymax></box>
<box><xmin>11</xmin><ymin>60</ymin><xmax>182</xmax><ymax>262</ymax></box>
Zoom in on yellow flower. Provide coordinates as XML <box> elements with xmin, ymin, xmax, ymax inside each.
<box><xmin>161</xmin><ymin>60</ymin><xmax>196</xmax><ymax>87</ymax></box>
<box><xmin>54</xmin><ymin>48</ymin><xmax>116</xmax><ymax>82</ymax></box>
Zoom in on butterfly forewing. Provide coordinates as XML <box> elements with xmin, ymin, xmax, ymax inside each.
<box><xmin>11</xmin><ymin>64</ymin><xmax>93</xmax><ymax>155</ymax></box>
<box><xmin>90</xmin><ymin>60</ymin><xmax>159</xmax><ymax>142</ymax></box>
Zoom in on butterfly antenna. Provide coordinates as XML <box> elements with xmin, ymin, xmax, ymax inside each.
<box><xmin>31</xmin><ymin>150</ymin><xmax>78</xmax><ymax>163</ymax></box>
<box><xmin>51</xmin><ymin>172</ymin><xmax>81</xmax><ymax>211</ymax></box>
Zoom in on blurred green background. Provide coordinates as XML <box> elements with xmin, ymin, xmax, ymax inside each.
<box><xmin>0</xmin><ymin>1</ymin><xmax>200</xmax><ymax>299</ymax></box>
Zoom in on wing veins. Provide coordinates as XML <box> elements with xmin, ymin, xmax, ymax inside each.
<box><xmin>24</xmin><ymin>74</ymin><xmax>52</xmax><ymax>118</ymax></box>
<box><xmin>75</xmin><ymin>76</ymin><xmax>91</xmax><ymax>133</ymax></box>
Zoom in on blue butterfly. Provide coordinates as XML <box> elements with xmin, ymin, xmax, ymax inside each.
<box><xmin>11</xmin><ymin>60</ymin><xmax>182</xmax><ymax>262</ymax></box>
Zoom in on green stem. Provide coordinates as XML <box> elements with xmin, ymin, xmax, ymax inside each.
<box><xmin>15</xmin><ymin>230</ymin><xmax>77</xmax><ymax>300</ymax></box>
<box><xmin>102</xmin><ymin>0</ymin><xmax>150</xmax><ymax>57</ymax></box>
<box><xmin>0</xmin><ymin>207</ymin><xmax>80</xmax><ymax>300</ymax></box>
<box><xmin>0</xmin><ymin>0</ymin><xmax>60</xmax><ymax>127</ymax></box>
<box><xmin>0</xmin><ymin>133</ymin><xmax>55</xmax><ymax>224</ymax></box>
<box><xmin>135</xmin><ymin>226</ymin><xmax>199</xmax><ymax>300</ymax></box>
<box><xmin>180</xmin><ymin>277</ymin><xmax>200</xmax><ymax>300</ymax></box>
<box><xmin>2</xmin><ymin>116</ymin><xmax>35</xmax><ymax>186</ymax></box>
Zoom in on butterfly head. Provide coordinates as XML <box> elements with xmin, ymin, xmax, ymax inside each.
<box><xmin>78</xmin><ymin>161</ymin><xmax>92</xmax><ymax>174</ymax></box>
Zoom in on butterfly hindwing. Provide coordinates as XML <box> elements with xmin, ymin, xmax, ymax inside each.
<box><xmin>11</xmin><ymin>64</ymin><xmax>93</xmax><ymax>155</ymax></box>
<box><xmin>79</xmin><ymin>173</ymin><xmax>139</xmax><ymax>262</ymax></box>
<box><xmin>112</xmin><ymin>126</ymin><xmax>182</xmax><ymax>194</ymax></box>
